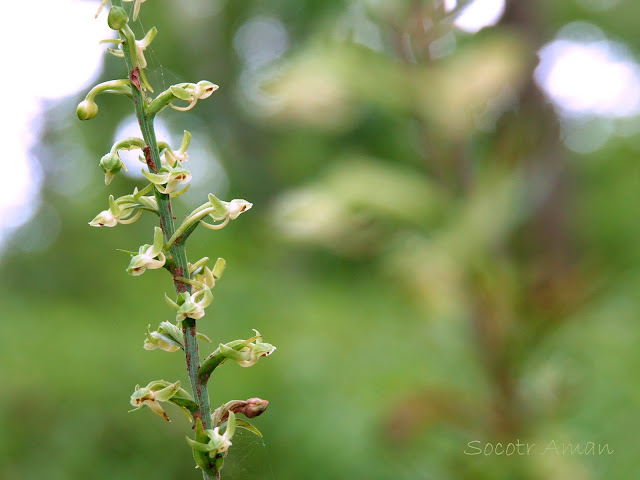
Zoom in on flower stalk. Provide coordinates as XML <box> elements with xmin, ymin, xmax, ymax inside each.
<box><xmin>108</xmin><ymin>0</ymin><xmax>212</xmax><ymax>434</ymax></box>
<box><xmin>79</xmin><ymin>2</ymin><xmax>274</xmax><ymax>478</ymax></box>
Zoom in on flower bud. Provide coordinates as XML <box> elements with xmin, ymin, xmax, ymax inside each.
<box><xmin>107</xmin><ymin>6</ymin><xmax>128</xmax><ymax>30</ymax></box>
<box><xmin>99</xmin><ymin>152</ymin><xmax>123</xmax><ymax>185</ymax></box>
<box><xmin>212</xmin><ymin>398</ymin><xmax>269</xmax><ymax>425</ymax></box>
<box><xmin>76</xmin><ymin>99</ymin><xmax>98</xmax><ymax>120</ymax></box>
<box><xmin>100</xmin><ymin>152</ymin><xmax>122</xmax><ymax>174</ymax></box>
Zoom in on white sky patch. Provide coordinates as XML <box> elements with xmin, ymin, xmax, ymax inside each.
<box><xmin>0</xmin><ymin>0</ymin><xmax>112</xmax><ymax>254</ymax></box>
<box><xmin>454</xmin><ymin>0</ymin><xmax>505</xmax><ymax>34</ymax></box>
<box><xmin>535</xmin><ymin>22</ymin><xmax>640</xmax><ymax>153</ymax></box>
<box><xmin>234</xmin><ymin>15</ymin><xmax>289</xmax><ymax>71</ymax></box>
<box><xmin>536</xmin><ymin>36</ymin><xmax>640</xmax><ymax>118</ymax></box>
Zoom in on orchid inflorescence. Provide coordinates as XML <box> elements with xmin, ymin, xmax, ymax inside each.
<box><xmin>77</xmin><ymin>2</ymin><xmax>275</xmax><ymax>478</ymax></box>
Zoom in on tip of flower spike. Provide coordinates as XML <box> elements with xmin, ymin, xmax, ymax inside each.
<box><xmin>107</xmin><ymin>6</ymin><xmax>128</xmax><ymax>30</ymax></box>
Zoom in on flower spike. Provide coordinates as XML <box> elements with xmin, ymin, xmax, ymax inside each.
<box><xmin>81</xmin><ymin>1</ymin><xmax>275</xmax><ymax>474</ymax></box>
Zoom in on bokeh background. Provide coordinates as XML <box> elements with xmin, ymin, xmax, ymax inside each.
<box><xmin>1</xmin><ymin>0</ymin><xmax>639</xmax><ymax>478</ymax></box>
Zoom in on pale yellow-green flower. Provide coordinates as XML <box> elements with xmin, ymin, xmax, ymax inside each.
<box><xmin>126</xmin><ymin>227</ymin><xmax>166</xmax><ymax>276</ymax></box>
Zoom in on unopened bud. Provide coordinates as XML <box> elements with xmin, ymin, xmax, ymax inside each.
<box><xmin>76</xmin><ymin>99</ymin><xmax>98</xmax><ymax>120</ymax></box>
<box><xmin>99</xmin><ymin>152</ymin><xmax>123</xmax><ymax>185</ymax></box>
<box><xmin>107</xmin><ymin>6</ymin><xmax>128</xmax><ymax>30</ymax></box>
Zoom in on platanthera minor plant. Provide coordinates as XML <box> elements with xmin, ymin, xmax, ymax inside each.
<box><xmin>76</xmin><ymin>1</ymin><xmax>276</xmax><ymax>478</ymax></box>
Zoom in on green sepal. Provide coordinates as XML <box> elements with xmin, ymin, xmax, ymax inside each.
<box><xmin>169</xmin><ymin>184</ymin><xmax>190</xmax><ymax>198</ymax></box>
<box><xmin>170</xmin><ymin>85</ymin><xmax>193</xmax><ymax>101</ymax></box>
<box><xmin>198</xmin><ymin>339</ymin><xmax>250</xmax><ymax>380</ymax></box>
<box><xmin>169</xmin><ymin>396</ymin><xmax>198</xmax><ymax>413</ymax></box>
<box><xmin>113</xmin><ymin>137</ymin><xmax>146</xmax><ymax>151</ymax></box>
<box><xmin>169</xmin><ymin>396</ymin><xmax>199</xmax><ymax>422</ymax></box>
<box><xmin>116</xmin><ymin>248</ymin><xmax>139</xmax><ymax>256</ymax></box>
<box><xmin>212</xmin><ymin>257</ymin><xmax>226</xmax><ymax>280</ymax></box>
<box><xmin>197</xmin><ymin>332</ymin><xmax>213</xmax><ymax>343</ymax></box>
<box><xmin>218</xmin><ymin>342</ymin><xmax>245</xmax><ymax>362</ymax></box>
<box><xmin>235</xmin><ymin>418</ymin><xmax>263</xmax><ymax>437</ymax></box>
<box><xmin>159</xmin><ymin>321</ymin><xmax>183</xmax><ymax>343</ymax></box>
<box><xmin>141</xmin><ymin>169</ymin><xmax>168</xmax><ymax>184</ymax></box>
<box><xmin>165</xmin><ymin>291</ymin><xmax>192</xmax><ymax>311</ymax></box>
<box><xmin>144</xmin><ymin>321</ymin><xmax>184</xmax><ymax>352</ymax></box>
<box><xmin>145</xmin><ymin>328</ymin><xmax>181</xmax><ymax>351</ymax></box>
<box><xmin>207</xmin><ymin>193</ymin><xmax>230</xmax><ymax>220</ymax></box>
<box><xmin>153</xmin><ymin>380</ymin><xmax>182</xmax><ymax>402</ymax></box>
<box><xmin>179</xmin><ymin>130</ymin><xmax>192</xmax><ymax>152</ymax></box>
<box><xmin>153</xmin><ymin>330</ymin><xmax>180</xmax><ymax>346</ymax></box>
<box><xmin>164</xmin><ymin>292</ymin><xmax>179</xmax><ymax>310</ymax></box>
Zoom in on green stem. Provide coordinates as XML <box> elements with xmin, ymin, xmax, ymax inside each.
<box><xmin>198</xmin><ymin>339</ymin><xmax>252</xmax><ymax>383</ymax></box>
<box><xmin>166</xmin><ymin>206</ymin><xmax>217</xmax><ymax>247</ymax></box>
<box><xmin>111</xmin><ymin>0</ymin><xmax>213</xmax><ymax>467</ymax></box>
<box><xmin>146</xmin><ymin>85</ymin><xmax>180</xmax><ymax>117</ymax></box>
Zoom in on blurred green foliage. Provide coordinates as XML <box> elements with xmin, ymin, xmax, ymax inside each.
<box><xmin>2</xmin><ymin>0</ymin><xmax>640</xmax><ymax>479</ymax></box>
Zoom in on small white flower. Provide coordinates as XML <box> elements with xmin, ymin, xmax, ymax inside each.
<box><xmin>130</xmin><ymin>380</ymin><xmax>188</xmax><ymax>422</ymax></box>
<box><xmin>126</xmin><ymin>227</ymin><xmax>167</xmax><ymax>276</ymax></box>
<box><xmin>226</xmin><ymin>199</ymin><xmax>252</xmax><ymax>220</ymax></box>
<box><xmin>219</xmin><ymin>330</ymin><xmax>276</xmax><ymax>367</ymax></box>
<box><xmin>159</xmin><ymin>130</ymin><xmax>191</xmax><ymax>167</ymax></box>
<box><xmin>142</xmin><ymin>164</ymin><xmax>192</xmax><ymax>194</ymax></box>
<box><xmin>89</xmin><ymin>208</ymin><xmax>118</xmax><ymax>227</ymax></box>
<box><xmin>176</xmin><ymin>288</ymin><xmax>213</xmax><ymax>321</ymax></box>
<box><xmin>144</xmin><ymin>322</ymin><xmax>184</xmax><ymax>352</ymax></box>
<box><xmin>199</xmin><ymin>194</ymin><xmax>252</xmax><ymax>231</ymax></box>
<box><xmin>89</xmin><ymin>195</ymin><xmax>141</xmax><ymax>227</ymax></box>
<box><xmin>170</xmin><ymin>81</ymin><xmax>219</xmax><ymax>112</ymax></box>
<box><xmin>186</xmin><ymin>411</ymin><xmax>237</xmax><ymax>455</ymax></box>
